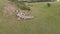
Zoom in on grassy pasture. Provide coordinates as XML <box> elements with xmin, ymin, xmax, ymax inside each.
<box><xmin>0</xmin><ymin>1</ymin><xmax>60</xmax><ymax>34</ymax></box>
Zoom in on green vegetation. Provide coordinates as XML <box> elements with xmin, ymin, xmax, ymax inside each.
<box><xmin>9</xmin><ymin>0</ymin><xmax>31</xmax><ymax>11</ymax></box>
<box><xmin>0</xmin><ymin>0</ymin><xmax>60</xmax><ymax>34</ymax></box>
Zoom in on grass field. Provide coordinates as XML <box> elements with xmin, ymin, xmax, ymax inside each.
<box><xmin>0</xmin><ymin>0</ymin><xmax>60</xmax><ymax>34</ymax></box>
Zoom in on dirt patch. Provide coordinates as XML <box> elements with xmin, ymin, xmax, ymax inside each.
<box><xmin>2</xmin><ymin>0</ymin><xmax>19</xmax><ymax>25</ymax></box>
<box><xmin>3</xmin><ymin>3</ymin><xmax>17</xmax><ymax>16</ymax></box>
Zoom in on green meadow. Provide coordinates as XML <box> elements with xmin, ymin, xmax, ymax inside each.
<box><xmin>0</xmin><ymin>0</ymin><xmax>60</xmax><ymax>34</ymax></box>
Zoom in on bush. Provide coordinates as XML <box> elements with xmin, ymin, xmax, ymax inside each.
<box><xmin>19</xmin><ymin>5</ymin><xmax>30</xmax><ymax>11</ymax></box>
<box><xmin>8</xmin><ymin>0</ymin><xmax>16</xmax><ymax>2</ymax></box>
<box><xmin>47</xmin><ymin>3</ymin><xmax>51</xmax><ymax>7</ymax></box>
<box><xmin>15</xmin><ymin>1</ymin><xmax>31</xmax><ymax>11</ymax></box>
<box><xmin>9</xmin><ymin>0</ymin><xmax>31</xmax><ymax>11</ymax></box>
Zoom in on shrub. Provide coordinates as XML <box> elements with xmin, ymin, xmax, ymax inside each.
<box><xmin>20</xmin><ymin>5</ymin><xmax>31</xmax><ymax>11</ymax></box>
<box><xmin>8</xmin><ymin>0</ymin><xmax>31</xmax><ymax>11</ymax></box>
<box><xmin>47</xmin><ymin>3</ymin><xmax>51</xmax><ymax>7</ymax></box>
<box><xmin>8</xmin><ymin>0</ymin><xmax>16</xmax><ymax>2</ymax></box>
